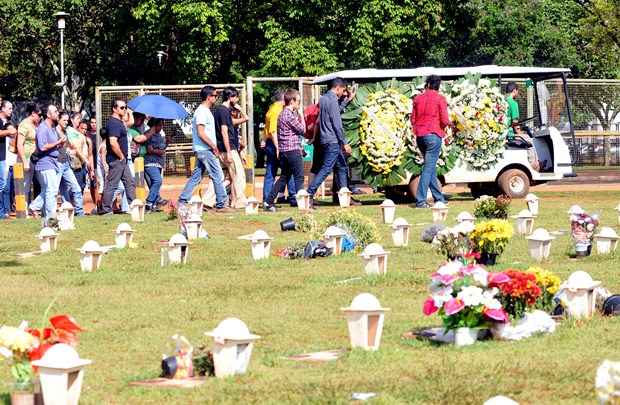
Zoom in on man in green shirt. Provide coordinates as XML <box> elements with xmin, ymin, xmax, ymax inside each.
<box><xmin>506</xmin><ymin>82</ymin><xmax>521</xmax><ymax>140</ymax></box>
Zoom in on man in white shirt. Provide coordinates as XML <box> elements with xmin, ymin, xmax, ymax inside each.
<box><xmin>177</xmin><ymin>86</ymin><xmax>232</xmax><ymax>213</ymax></box>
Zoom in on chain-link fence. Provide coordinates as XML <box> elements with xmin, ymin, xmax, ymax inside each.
<box><xmin>95</xmin><ymin>84</ymin><xmax>246</xmax><ymax>176</ymax></box>
<box><xmin>508</xmin><ymin>78</ymin><xmax>620</xmax><ymax>166</ymax></box>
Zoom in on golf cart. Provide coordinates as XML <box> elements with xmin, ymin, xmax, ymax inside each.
<box><xmin>313</xmin><ymin>65</ymin><xmax>576</xmax><ymax>199</ymax></box>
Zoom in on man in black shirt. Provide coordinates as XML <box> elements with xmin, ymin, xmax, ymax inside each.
<box><xmin>212</xmin><ymin>87</ymin><xmax>247</xmax><ymax>208</ymax></box>
<box><xmin>100</xmin><ymin>99</ymin><xmax>135</xmax><ymax>214</ymax></box>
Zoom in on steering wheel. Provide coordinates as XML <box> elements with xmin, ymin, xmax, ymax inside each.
<box><xmin>518</xmin><ymin>116</ymin><xmax>536</xmax><ymax>125</ymax></box>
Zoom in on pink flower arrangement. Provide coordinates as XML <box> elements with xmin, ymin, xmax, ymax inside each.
<box><xmin>423</xmin><ymin>261</ymin><xmax>510</xmax><ymax>330</ymax></box>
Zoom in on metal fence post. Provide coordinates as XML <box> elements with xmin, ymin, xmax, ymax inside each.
<box><xmin>246</xmin><ymin>76</ymin><xmax>255</xmax><ymax>197</ymax></box>
<box><xmin>134</xmin><ymin>157</ymin><xmax>146</xmax><ymax>201</ymax></box>
<box><xmin>13</xmin><ymin>162</ymin><xmax>26</xmax><ymax>218</ymax></box>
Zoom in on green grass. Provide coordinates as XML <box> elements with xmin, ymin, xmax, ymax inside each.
<box><xmin>1</xmin><ymin>191</ymin><xmax>620</xmax><ymax>404</ymax></box>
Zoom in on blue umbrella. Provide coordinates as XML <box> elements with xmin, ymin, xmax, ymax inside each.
<box><xmin>127</xmin><ymin>94</ymin><xmax>189</xmax><ymax>120</ymax></box>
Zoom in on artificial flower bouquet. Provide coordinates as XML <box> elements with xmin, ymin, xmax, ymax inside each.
<box><xmin>470</xmin><ymin>219</ymin><xmax>513</xmax><ymax>265</ymax></box>
<box><xmin>488</xmin><ymin>269</ymin><xmax>559</xmax><ymax>340</ymax></box>
<box><xmin>0</xmin><ymin>325</ymin><xmax>36</xmax><ymax>391</ymax></box>
<box><xmin>443</xmin><ymin>75</ymin><xmax>509</xmax><ymax>170</ymax></box>
<box><xmin>570</xmin><ymin>211</ymin><xmax>599</xmax><ymax>256</ymax></box>
<box><xmin>526</xmin><ymin>266</ymin><xmax>561</xmax><ymax>312</ymax></box>
<box><xmin>431</xmin><ymin>221</ymin><xmax>475</xmax><ymax>260</ymax></box>
<box><xmin>423</xmin><ymin>261</ymin><xmax>510</xmax><ymax>331</ymax></box>
<box><xmin>0</xmin><ymin>315</ymin><xmax>83</xmax><ymax>392</ymax></box>
<box><xmin>494</xmin><ymin>269</ymin><xmax>542</xmax><ymax>320</ymax></box>
<box><xmin>473</xmin><ymin>195</ymin><xmax>511</xmax><ymax>219</ymax></box>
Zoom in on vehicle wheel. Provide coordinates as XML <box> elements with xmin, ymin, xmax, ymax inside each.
<box><xmin>407</xmin><ymin>176</ymin><xmax>420</xmax><ymax>200</ymax></box>
<box><xmin>383</xmin><ymin>186</ymin><xmax>408</xmax><ymax>203</ymax></box>
<box><xmin>469</xmin><ymin>184</ymin><xmax>485</xmax><ymax>199</ymax></box>
<box><xmin>498</xmin><ymin>169</ymin><xmax>530</xmax><ymax>199</ymax></box>
<box><xmin>408</xmin><ymin>175</ymin><xmax>442</xmax><ymax>202</ymax></box>
<box><xmin>469</xmin><ymin>184</ymin><xmax>500</xmax><ymax>199</ymax></box>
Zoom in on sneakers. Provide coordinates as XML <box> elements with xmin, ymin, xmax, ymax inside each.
<box><xmin>146</xmin><ymin>205</ymin><xmax>162</xmax><ymax>213</ymax></box>
<box><xmin>350</xmin><ymin>198</ymin><xmax>362</xmax><ymax>206</ymax></box>
<box><xmin>214</xmin><ymin>207</ymin><xmax>235</xmax><ymax>214</ymax></box>
<box><xmin>415</xmin><ymin>203</ymin><xmax>431</xmax><ymax>209</ymax></box>
<box><xmin>263</xmin><ymin>203</ymin><xmax>277</xmax><ymax>213</ymax></box>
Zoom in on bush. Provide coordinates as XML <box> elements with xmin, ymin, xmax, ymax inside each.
<box><xmin>313</xmin><ymin>210</ymin><xmax>380</xmax><ymax>250</ymax></box>
<box><xmin>473</xmin><ymin>195</ymin><xmax>511</xmax><ymax>219</ymax></box>
<box><xmin>294</xmin><ymin>213</ymin><xmax>319</xmax><ymax>233</ymax></box>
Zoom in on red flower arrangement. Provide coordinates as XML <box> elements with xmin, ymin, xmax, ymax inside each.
<box><xmin>493</xmin><ymin>270</ymin><xmax>541</xmax><ymax>320</ymax></box>
<box><xmin>27</xmin><ymin>315</ymin><xmax>83</xmax><ymax>364</ymax></box>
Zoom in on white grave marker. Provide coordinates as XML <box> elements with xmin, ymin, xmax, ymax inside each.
<box><xmin>513</xmin><ymin>209</ymin><xmax>535</xmax><ymax>235</ymax></box>
<box><xmin>360</xmin><ymin>243</ymin><xmax>390</xmax><ymax>275</ymax></box>
<box><xmin>526</xmin><ymin>228</ymin><xmax>554</xmax><ymax>262</ymax></box>
<box><xmin>79</xmin><ymin>240</ymin><xmax>105</xmax><ymax>272</ymax></box>
<box><xmin>391</xmin><ymin>217</ymin><xmax>411</xmax><ymax>247</ymax></box>
<box><xmin>431</xmin><ymin>201</ymin><xmax>448</xmax><ymax>223</ymax></box>
<box><xmin>594</xmin><ymin>227</ymin><xmax>619</xmax><ymax>255</ymax></box>
<box><xmin>31</xmin><ymin>344</ymin><xmax>91</xmax><ymax>405</ymax></box>
<box><xmin>380</xmin><ymin>199</ymin><xmax>396</xmax><ymax>224</ymax></box>
<box><xmin>204</xmin><ymin>318</ymin><xmax>260</xmax><ymax>378</ymax></box>
<box><xmin>114</xmin><ymin>223</ymin><xmax>134</xmax><ymax>249</ymax></box>
<box><xmin>341</xmin><ymin>293</ymin><xmax>389</xmax><ymax>351</ymax></box>
<box><xmin>324</xmin><ymin>226</ymin><xmax>347</xmax><ymax>256</ymax></box>
<box><xmin>557</xmin><ymin>271</ymin><xmax>601</xmax><ymax>319</ymax></box>
<box><xmin>130</xmin><ymin>199</ymin><xmax>145</xmax><ymax>222</ymax></box>
<box><xmin>57</xmin><ymin>202</ymin><xmax>75</xmax><ymax>231</ymax></box>
<box><xmin>525</xmin><ymin>193</ymin><xmax>539</xmax><ymax>216</ymax></box>
<box><xmin>337</xmin><ymin>187</ymin><xmax>352</xmax><ymax>208</ymax></box>
<box><xmin>39</xmin><ymin>227</ymin><xmax>58</xmax><ymax>252</ymax></box>
<box><xmin>239</xmin><ymin>230</ymin><xmax>273</xmax><ymax>260</ymax></box>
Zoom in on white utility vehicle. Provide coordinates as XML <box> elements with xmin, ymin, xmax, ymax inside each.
<box><xmin>313</xmin><ymin>66</ymin><xmax>577</xmax><ymax>199</ymax></box>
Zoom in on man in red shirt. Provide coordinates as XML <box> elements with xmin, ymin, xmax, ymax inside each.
<box><xmin>410</xmin><ymin>75</ymin><xmax>449</xmax><ymax>208</ymax></box>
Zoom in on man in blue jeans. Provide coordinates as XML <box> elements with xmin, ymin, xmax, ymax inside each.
<box><xmin>144</xmin><ymin>118</ymin><xmax>166</xmax><ymax>212</ymax></box>
<box><xmin>30</xmin><ymin>111</ymin><xmax>85</xmax><ymax>217</ymax></box>
<box><xmin>306</xmin><ymin>78</ymin><xmax>352</xmax><ymax>208</ymax></box>
<box><xmin>0</xmin><ymin>100</ymin><xmax>17</xmax><ymax>219</ymax></box>
<box><xmin>178</xmin><ymin>85</ymin><xmax>233</xmax><ymax>213</ymax></box>
<box><xmin>262</xmin><ymin>90</ymin><xmax>296</xmax><ymax>206</ymax></box>
<box><xmin>410</xmin><ymin>75</ymin><xmax>449</xmax><ymax>208</ymax></box>
<box><xmin>31</xmin><ymin>105</ymin><xmax>63</xmax><ymax>226</ymax></box>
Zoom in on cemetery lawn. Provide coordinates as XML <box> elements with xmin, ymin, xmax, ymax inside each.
<box><xmin>1</xmin><ymin>191</ymin><xmax>619</xmax><ymax>404</ymax></box>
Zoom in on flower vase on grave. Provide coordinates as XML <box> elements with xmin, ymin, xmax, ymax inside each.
<box><xmin>454</xmin><ymin>327</ymin><xmax>478</xmax><ymax>347</ymax></box>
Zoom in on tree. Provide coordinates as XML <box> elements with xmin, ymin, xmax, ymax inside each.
<box><xmin>573</xmin><ymin>0</ymin><xmax>620</xmax><ymax>78</ymax></box>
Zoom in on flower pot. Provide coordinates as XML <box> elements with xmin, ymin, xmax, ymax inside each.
<box><xmin>478</xmin><ymin>252</ymin><xmax>497</xmax><ymax>266</ymax></box>
<box><xmin>454</xmin><ymin>327</ymin><xmax>478</xmax><ymax>347</ymax></box>
<box><xmin>490</xmin><ymin>322</ymin><xmax>513</xmax><ymax>340</ymax></box>
<box><xmin>280</xmin><ymin>217</ymin><xmax>296</xmax><ymax>232</ymax></box>
<box><xmin>11</xmin><ymin>392</ymin><xmax>34</xmax><ymax>405</ymax></box>
<box><xmin>575</xmin><ymin>243</ymin><xmax>591</xmax><ymax>257</ymax></box>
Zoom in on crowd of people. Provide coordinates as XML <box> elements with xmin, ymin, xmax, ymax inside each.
<box><xmin>177</xmin><ymin>79</ymin><xmax>358</xmax><ymax>214</ymax></box>
<box><xmin>0</xmin><ymin>75</ymin><xmax>487</xmax><ymax>224</ymax></box>
<box><xmin>0</xmin><ymin>98</ymin><xmax>174</xmax><ymax>226</ymax></box>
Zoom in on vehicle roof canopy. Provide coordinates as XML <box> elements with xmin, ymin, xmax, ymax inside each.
<box><xmin>312</xmin><ymin>65</ymin><xmax>571</xmax><ymax>84</ymax></box>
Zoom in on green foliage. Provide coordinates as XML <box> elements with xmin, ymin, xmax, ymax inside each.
<box><xmin>294</xmin><ymin>213</ymin><xmax>318</xmax><ymax>233</ymax></box>
<box><xmin>1</xmin><ymin>193</ymin><xmax>620</xmax><ymax>402</ymax></box>
<box><xmin>315</xmin><ymin>210</ymin><xmax>380</xmax><ymax>249</ymax></box>
<box><xmin>473</xmin><ymin>195</ymin><xmax>511</xmax><ymax>219</ymax></box>
<box><xmin>0</xmin><ymin>0</ymin><xmax>618</xmax><ymax>105</ymax></box>
<box><xmin>254</xmin><ymin>19</ymin><xmax>338</xmax><ymax>77</ymax></box>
